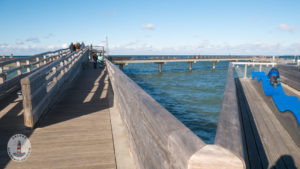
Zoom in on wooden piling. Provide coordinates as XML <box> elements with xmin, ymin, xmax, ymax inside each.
<box><xmin>188</xmin><ymin>62</ymin><xmax>192</xmax><ymax>72</ymax></box>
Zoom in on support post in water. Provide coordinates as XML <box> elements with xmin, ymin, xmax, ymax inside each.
<box><xmin>119</xmin><ymin>64</ymin><xmax>124</xmax><ymax>71</ymax></box>
<box><xmin>155</xmin><ymin>62</ymin><xmax>165</xmax><ymax>73</ymax></box>
<box><xmin>212</xmin><ymin>61</ymin><xmax>217</xmax><ymax>70</ymax></box>
<box><xmin>188</xmin><ymin>61</ymin><xmax>193</xmax><ymax>72</ymax></box>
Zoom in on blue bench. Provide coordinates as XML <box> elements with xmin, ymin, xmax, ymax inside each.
<box><xmin>252</xmin><ymin>72</ymin><xmax>300</xmax><ymax>125</ymax></box>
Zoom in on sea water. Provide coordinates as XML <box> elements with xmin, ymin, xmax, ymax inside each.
<box><xmin>123</xmin><ymin>61</ymin><xmax>229</xmax><ymax>143</ymax></box>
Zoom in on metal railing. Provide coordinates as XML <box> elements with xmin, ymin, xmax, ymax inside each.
<box><xmin>232</xmin><ymin>62</ymin><xmax>277</xmax><ymax>79</ymax></box>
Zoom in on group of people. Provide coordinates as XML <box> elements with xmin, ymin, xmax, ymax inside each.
<box><xmin>69</xmin><ymin>42</ymin><xmax>85</xmax><ymax>52</ymax></box>
<box><xmin>92</xmin><ymin>52</ymin><xmax>104</xmax><ymax>69</ymax></box>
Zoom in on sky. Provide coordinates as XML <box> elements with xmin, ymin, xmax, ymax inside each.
<box><xmin>0</xmin><ymin>0</ymin><xmax>300</xmax><ymax>55</ymax></box>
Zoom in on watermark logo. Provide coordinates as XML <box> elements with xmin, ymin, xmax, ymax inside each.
<box><xmin>7</xmin><ymin>134</ymin><xmax>31</xmax><ymax>162</ymax></box>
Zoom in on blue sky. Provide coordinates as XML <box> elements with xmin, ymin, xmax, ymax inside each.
<box><xmin>0</xmin><ymin>0</ymin><xmax>300</xmax><ymax>55</ymax></box>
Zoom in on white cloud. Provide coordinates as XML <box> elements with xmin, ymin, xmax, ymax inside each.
<box><xmin>278</xmin><ymin>24</ymin><xmax>298</xmax><ymax>32</ymax></box>
<box><xmin>108</xmin><ymin>40</ymin><xmax>300</xmax><ymax>55</ymax></box>
<box><xmin>2</xmin><ymin>40</ymin><xmax>300</xmax><ymax>56</ymax></box>
<box><xmin>16</xmin><ymin>40</ymin><xmax>24</xmax><ymax>45</ymax></box>
<box><xmin>0</xmin><ymin>43</ymin><xmax>70</xmax><ymax>55</ymax></box>
<box><xmin>142</xmin><ymin>24</ymin><xmax>155</xmax><ymax>30</ymax></box>
<box><xmin>61</xmin><ymin>43</ymin><xmax>68</xmax><ymax>48</ymax></box>
<box><xmin>44</xmin><ymin>33</ymin><xmax>54</xmax><ymax>39</ymax></box>
<box><xmin>26</xmin><ymin>37</ymin><xmax>40</xmax><ymax>43</ymax></box>
<box><xmin>0</xmin><ymin>43</ymin><xmax>9</xmax><ymax>47</ymax></box>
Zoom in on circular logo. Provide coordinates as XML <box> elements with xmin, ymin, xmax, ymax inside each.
<box><xmin>7</xmin><ymin>134</ymin><xmax>31</xmax><ymax>162</ymax></box>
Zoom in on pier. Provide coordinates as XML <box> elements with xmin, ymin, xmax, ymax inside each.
<box><xmin>110</xmin><ymin>55</ymin><xmax>253</xmax><ymax>72</ymax></box>
<box><xmin>0</xmin><ymin>46</ymin><xmax>299</xmax><ymax>169</ymax></box>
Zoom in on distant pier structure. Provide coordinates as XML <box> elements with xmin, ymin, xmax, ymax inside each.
<box><xmin>0</xmin><ymin>45</ymin><xmax>299</xmax><ymax>169</ymax></box>
<box><xmin>109</xmin><ymin>55</ymin><xmax>254</xmax><ymax>72</ymax></box>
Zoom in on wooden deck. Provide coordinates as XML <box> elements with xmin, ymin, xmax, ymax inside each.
<box><xmin>237</xmin><ymin>78</ymin><xmax>300</xmax><ymax>169</ymax></box>
<box><xmin>0</xmin><ymin>67</ymin><xmax>116</xmax><ymax>169</ymax></box>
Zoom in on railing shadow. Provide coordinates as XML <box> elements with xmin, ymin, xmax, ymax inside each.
<box><xmin>270</xmin><ymin>155</ymin><xmax>297</xmax><ymax>169</ymax></box>
<box><xmin>37</xmin><ymin>66</ymin><xmax>110</xmax><ymax>128</ymax></box>
<box><xmin>0</xmin><ymin>95</ymin><xmax>33</xmax><ymax>168</ymax></box>
<box><xmin>235</xmin><ymin>78</ymin><xmax>268</xmax><ymax>169</ymax></box>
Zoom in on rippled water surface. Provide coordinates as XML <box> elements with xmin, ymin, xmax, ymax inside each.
<box><xmin>123</xmin><ymin>61</ymin><xmax>230</xmax><ymax>143</ymax></box>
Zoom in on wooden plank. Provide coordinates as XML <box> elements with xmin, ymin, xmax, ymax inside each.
<box><xmin>21</xmin><ymin>49</ymin><xmax>89</xmax><ymax>128</ymax></box>
<box><xmin>235</xmin><ymin>79</ymin><xmax>267</xmax><ymax>169</ymax></box>
<box><xmin>2</xmin><ymin>66</ymin><xmax>116</xmax><ymax>169</ymax></box>
<box><xmin>215</xmin><ymin>63</ymin><xmax>245</xmax><ymax>160</ymax></box>
<box><xmin>278</xmin><ymin>64</ymin><xmax>300</xmax><ymax>91</ymax></box>
<box><xmin>239</xmin><ymin>78</ymin><xmax>300</xmax><ymax>168</ymax></box>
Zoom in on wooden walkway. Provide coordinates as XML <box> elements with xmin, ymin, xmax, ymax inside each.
<box><xmin>237</xmin><ymin>78</ymin><xmax>300</xmax><ymax>169</ymax></box>
<box><xmin>0</xmin><ymin>67</ymin><xmax>116</xmax><ymax>169</ymax></box>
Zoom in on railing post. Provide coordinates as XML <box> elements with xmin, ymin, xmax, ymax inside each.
<box><xmin>52</xmin><ymin>67</ymin><xmax>57</xmax><ymax>84</ymax></box>
<box><xmin>244</xmin><ymin>64</ymin><xmax>247</xmax><ymax>79</ymax></box>
<box><xmin>64</xmin><ymin>59</ymin><xmax>68</xmax><ymax>72</ymax></box>
<box><xmin>60</xmin><ymin>61</ymin><xmax>64</xmax><ymax>75</ymax></box>
<box><xmin>43</xmin><ymin>55</ymin><xmax>47</xmax><ymax>64</ymax></box>
<box><xmin>26</xmin><ymin>60</ymin><xmax>31</xmax><ymax>72</ymax></box>
<box><xmin>0</xmin><ymin>74</ymin><xmax>6</xmax><ymax>84</ymax></box>
<box><xmin>36</xmin><ymin>57</ymin><xmax>40</xmax><ymax>68</ymax></box>
<box><xmin>21</xmin><ymin>77</ymin><xmax>34</xmax><ymax>128</ymax></box>
<box><xmin>16</xmin><ymin>61</ymin><xmax>21</xmax><ymax>75</ymax></box>
<box><xmin>259</xmin><ymin>64</ymin><xmax>262</xmax><ymax>72</ymax></box>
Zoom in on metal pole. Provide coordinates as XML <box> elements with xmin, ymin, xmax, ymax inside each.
<box><xmin>244</xmin><ymin>64</ymin><xmax>247</xmax><ymax>79</ymax></box>
<box><xmin>259</xmin><ymin>64</ymin><xmax>262</xmax><ymax>72</ymax></box>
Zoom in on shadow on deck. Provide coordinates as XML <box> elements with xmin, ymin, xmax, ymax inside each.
<box><xmin>236</xmin><ymin>78</ymin><xmax>299</xmax><ymax>169</ymax></box>
<box><xmin>0</xmin><ymin>64</ymin><xmax>116</xmax><ymax>169</ymax></box>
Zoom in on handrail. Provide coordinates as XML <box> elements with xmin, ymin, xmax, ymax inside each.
<box><xmin>0</xmin><ymin>48</ymin><xmax>70</xmax><ymax>83</ymax></box>
<box><xmin>106</xmin><ymin>59</ymin><xmax>245</xmax><ymax>169</ymax></box>
<box><xmin>21</xmin><ymin>48</ymin><xmax>89</xmax><ymax>128</ymax></box>
<box><xmin>232</xmin><ymin>62</ymin><xmax>277</xmax><ymax>78</ymax></box>
<box><xmin>109</xmin><ymin>55</ymin><xmax>253</xmax><ymax>61</ymax></box>
<box><xmin>215</xmin><ymin>62</ymin><xmax>245</xmax><ymax>160</ymax></box>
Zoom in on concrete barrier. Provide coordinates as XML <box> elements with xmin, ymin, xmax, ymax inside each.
<box><xmin>106</xmin><ymin>59</ymin><xmax>245</xmax><ymax>169</ymax></box>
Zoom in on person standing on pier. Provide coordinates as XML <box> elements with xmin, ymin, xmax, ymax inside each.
<box><xmin>75</xmin><ymin>42</ymin><xmax>80</xmax><ymax>51</ymax></box>
<box><xmin>69</xmin><ymin>42</ymin><xmax>74</xmax><ymax>52</ymax></box>
<box><xmin>92</xmin><ymin>52</ymin><xmax>98</xmax><ymax>69</ymax></box>
<box><xmin>97</xmin><ymin>54</ymin><xmax>104</xmax><ymax>68</ymax></box>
